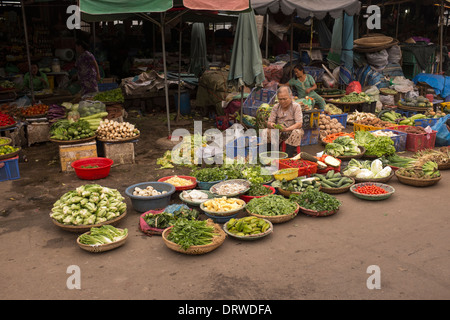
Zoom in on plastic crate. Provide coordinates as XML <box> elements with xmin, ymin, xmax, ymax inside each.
<box><xmin>353</xmin><ymin>122</ymin><xmax>384</xmax><ymax>132</ymax></box>
<box><xmin>396</xmin><ymin>109</ymin><xmax>418</xmax><ymax>118</ymax></box>
<box><xmin>369</xmin><ymin>129</ymin><xmax>407</xmax><ymax>152</ymax></box>
<box><xmin>225</xmin><ymin>136</ymin><xmax>261</xmax><ymax>162</ymax></box>
<box><xmin>388</xmin><ymin>125</ymin><xmax>437</xmax><ymax>152</ymax></box>
<box><xmin>0</xmin><ymin>156</ymin><xmax>20</xmax><ymax>181</ymax></box>
<box><xmin>242</xmin><ymin>87</ymin><xmax>276</xmax><ymax>117</ymax></box>
<box><xmin>301</xmin><ymin>128</ymin><xmax>320</xmax><ymax>146</ymax></box>
<box><xmin>277</xmin><ymin>158</ymin><xmax>318</xmax><ymax>176</ymax></box>
<box><xmin>414</xmin><ymin>118</ymin><xmax>439</xmax><ymax>128</ymax></box>
<box><xmin>360</xmin><ymin>101</ymin><xmax>376</xmax><ymax>113</ymax></box>
<box><xmin>329</xmin><ymin>113</ymin><xmax>348</xmax><ymax>127</ymax></box>
<box><xmin>302</xmin><ymin>109</ymin><xmax>321</xmax><ymax>129</ymax></box>
<box><xmin>98</xmin><ymin>82</ymin><xmax>118</xmax><ymax>92</ymax></box>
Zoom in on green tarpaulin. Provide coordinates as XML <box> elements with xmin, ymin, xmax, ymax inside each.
<box><xmin>80</xmin><ymin>0</ymin><xmax>172</xmax><ymax>15</ymax></box>
<box><xmin>228</xmin><ymin>10</ymin><xmax>265</xmax><ymax>88</ymax></box>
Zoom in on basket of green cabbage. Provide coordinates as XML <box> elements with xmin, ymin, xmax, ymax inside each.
<box><xmin>50</xmin><ymin>184</ymin><xmax>127</xmax><ymax>232</ymax></box>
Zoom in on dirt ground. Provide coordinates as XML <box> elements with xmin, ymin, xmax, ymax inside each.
<box><xmin>0</xmin><ymin>110</ymin><xmax>449</xmax><ymax>302</ymax></box>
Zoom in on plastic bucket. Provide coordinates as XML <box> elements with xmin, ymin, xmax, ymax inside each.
<box><xmin>174</xmin><ymin>91</ymin><xmax>191</xmax><ymax>115</ymax></box>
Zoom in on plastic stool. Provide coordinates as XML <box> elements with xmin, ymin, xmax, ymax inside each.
<box><xmin>281</xmin><ymin>141</ymin><xmax>300</xmax><ymax>154</ymax></box>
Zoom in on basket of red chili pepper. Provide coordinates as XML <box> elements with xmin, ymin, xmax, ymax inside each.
<box><xmin>0</xmin><ymin>112</ymin><xmax>16</xmax><ymax>129</ymax></box>
<box><xmin>350</xmin><ymin>182</ymin><xmax>395</xmax><ymax>201</ymax></box>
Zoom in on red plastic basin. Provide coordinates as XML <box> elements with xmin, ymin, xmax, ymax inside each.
<box><xmin>71</xmin><ymin>157</ymin><xmax>114</xmax><ymax>180</ymax></box>
<box><xmin>239</xmin><ymin>185</ymin><xmax>275</xmax><ymax>203</ymax></box>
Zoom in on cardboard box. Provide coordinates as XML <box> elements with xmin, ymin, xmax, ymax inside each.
<box><xmin>59</xmin><ymin>141</ymin><xmax>97</xmax><ymax>172</ymax></box>
<box><xmin>27</xmin><ymin>122</ymin><xmax>50</xmax><ymax>146</ymax></box>
<box><xmin>102</xmin><ymin>141</ymin><xmax>135</xmax><ymax>165</ymax></box>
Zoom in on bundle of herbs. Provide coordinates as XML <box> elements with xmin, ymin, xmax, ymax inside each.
<box><xmin>167</xmin><ymin>218</ymin><xmax>217</xmax><ymax>250</ymax></box>
<box><xmin>246</xmin><ymin>195</ymin><xmax>297</xmax><ymax>216</ymax></box>
<box><xmin>289</xmin><ymin>189</ymin><xmax>341</xmax><ymax>212</ymax></box>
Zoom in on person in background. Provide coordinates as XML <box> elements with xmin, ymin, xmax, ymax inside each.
<box><xmin>23</xmin><ymin>64</ymin><xmax>49</xmax><ymax>91</ymax></box>
<box><xmin>265</xmin><ymin>86</ymin><xmax>304</xmax><ymax>157</ymax></box>
<box><xmin>288</xmin><ymin>63</ymin><xmax>326</xmax><ymax>110</ymax></box>
<box><xmin>74</xmin><ymin>39</ymin><xmax>101</xmax><ymax>96</ymax></box>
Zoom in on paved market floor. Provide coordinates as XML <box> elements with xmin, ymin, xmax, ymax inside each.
<box><xmin>1</xmin><ymin>113</ymin><xmax>449</xmax><ymax>300</ymax></box>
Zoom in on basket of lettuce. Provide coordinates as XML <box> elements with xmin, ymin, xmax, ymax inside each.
<box><xmin>354</xmin><ymin>131</ymin><xmax>396</xmax><ymax>158</ymax></box>
<box><xmin>343</xmin><ymin>158</ymin><xmax>394</xmax><ymax>183</ymax></box>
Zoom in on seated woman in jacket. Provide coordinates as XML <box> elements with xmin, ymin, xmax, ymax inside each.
<box><xmin>265</xmin><ymin>85</ymin><xmax>303</xmax><ymax>157</ymax></box>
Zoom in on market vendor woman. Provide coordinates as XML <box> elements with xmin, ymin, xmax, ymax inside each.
<box><xmin>265</xmin><ymin>86</ymin><xmax>303</xmax><ymax>157</ymax></box>
<box><xmin>288</xmin><ymin>64</ymin><xmax>326</xmax><ymax>110</ymax></box>
<box><xmin>23</xmin><ymin>64</ymin><xmax>49</xmax><ymax>91</ymax></box>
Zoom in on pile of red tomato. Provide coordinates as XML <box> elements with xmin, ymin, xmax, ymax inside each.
<box><xmin>353</xmin><ymin>184</ymin><xmax>388</xmax><ymax>195</ymax></box>
<box><xmin>21</xmin><ymin>103</ymin><xmax>49</xmax><ymax>116</ymax></box>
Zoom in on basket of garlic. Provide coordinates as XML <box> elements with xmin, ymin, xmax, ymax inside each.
<box><xmin>96</xmin><ymin>119</ymin><xmax>140</xmax><ymax>142</ymax></box>
<box><xmin>319</xmin><ymin>114</ymin><xmax>346</xmax><ymax>143</ymax></box>
<box><xmin>125</xmin><ymin>182</ymin><xmax>176</xmax><ymax>212</ymax></box>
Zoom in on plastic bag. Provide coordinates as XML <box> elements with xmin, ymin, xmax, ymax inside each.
<box><xmin>366</xmin><ymin>50</ymin><xmax>389</xmax><ymax>70</ymax></box>
<box><xmin>387</xmin><ymin>45</ymin><xmax>402</xmax><ymax>64</ymax></box>
<box><xmin>431</xmin><ymin>114</ymin><xmax>450</xmax><ymax>146</ymax></box>
<box><xmin>346</xmin><ymin>81</ymin><xmax>362</xmax><ymax>94</ymax></box>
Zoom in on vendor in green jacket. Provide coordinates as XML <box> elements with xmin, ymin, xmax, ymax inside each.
<box><xmin>23</xmin><ymin>64</ymin><xmax>49</xmax><ymax>91</ymax></box>
<box><xmin>288</xmin><ymin>63</ymin><xmax>326</xmax><ymax>110</ymax></box>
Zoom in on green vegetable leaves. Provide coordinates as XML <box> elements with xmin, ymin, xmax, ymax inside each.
<box><xmin>355</xmin><ymin>131</ymin><xmax>396</xmax><ymax>157</ymax></box>
<box><xmin>246</xmin><ymin>195</ymin><xmax>297</xmax><ymax>216</ymax></box>
<box><xmin>289</xmin><ymin>190</ymin><xmax>341</xmax><ymax>212</ymax></box>
<box><xmin>78</xmin><ymin>225</ymin><xmax>128</xmax><ymax>245</ymax></box>
<box><xmin>167</xmin><ymin>218</ymin><xmax>216</xmax><ymax>250</ymax></box>
<box><xmin>191</xmin><ymin>167</ymin><xmax>226</xmax><ymax>182</ymax></box>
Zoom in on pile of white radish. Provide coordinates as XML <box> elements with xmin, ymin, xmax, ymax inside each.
<box><xmin>96</xmin><ymin>119</ymin><xmax>140</xmax><ymax>140</ymax></box>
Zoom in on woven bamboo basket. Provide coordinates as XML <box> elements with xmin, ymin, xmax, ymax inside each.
<box><xmin>51</xmin><ymin>211</ymin><xmax>127</xmax><ymax>233</ymax></box>
<box><xmin>299</xmin><ymin>206</ymin><xmax>339</xmax><ymax>217</ymax></box>
<box><xmin>438</xmin><ymin>162</ymin><xmax>450</xmax><ymax>170</ymax></box>
<box><xmin>223</xmin><ymin>219</ymin><xmax>273</xmax><ymax>241</ymax></box>
<box><xmin>49</xmin><ymin>135</ymin><xmax>96</xmax><ymax>145</ymax></box>
<box><xmin>394</xmin><ymin>171</ymin><xmax>441</xmax><ymax>187</ymax></box>
<box><xmin>96</xmin><ymin>134</ymin><xmax>140</xmax><ymax>143</ymax></box>
<box><xmin>277</xmin><ymin>186</ymin><xmax>322</xmax><ymax>197</ymax></box>
<box><xmin>0</xmin><ymin>147</ymin><xmax>20</xmax><ymax>160</ymax></box>
<box><xmin>76</xmin><ymin>229</ymin><xmax>128</xmax><ymax>253</ymax></box>
<box><xmin>354</xmin><ymin>36</ymin><xmax>393</xmax><ymax>47</ymax></box>
<box><xmin>0</xmin><ymin>137</ymin><xmax>12</xmax><ymax>147</ymax></box>
<box><xmin>320</xmin><ymin>177</ymin><xmax>355</xmax><ymax>194</ymax></box>
<box><xmin>246</xmin><ymin>203</ymin><xmax>299</xmax><ymax>224</ymax></box>
<box><xmin>162</xmin><ymin>220</ymin><xmax>226</xmax><ymax>255</ymax></box>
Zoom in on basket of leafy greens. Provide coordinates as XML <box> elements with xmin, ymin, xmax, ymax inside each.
<box><xmin>191</xmin><ymin>167</ymin><xmax>227</xmax><ymax>190</ymax></box>
<box><xmin>139</xmin><ymin>204</ymin><xmax>199</xmax><ymax>236</ymax></box>
<box><xmin>324</xmin><ymin>136</ymin><xmax>365</xmax><ymax>160</ymax></box>
<box><xmin>162</xmin><ymin>218</ymin><xmax>226</xmax><ymax>255</ymax></box>
<box><xmin>289</xmin><ymin>189</ymin><xmax>341</xmax><ymax>217</ymax></box>
<box><xmin>246</xmin><ymin>194</ymin><xmax>299</xmax><ymax>223</ymax></box>
<box><xmin>77</xmin><ymin>225</ymin><xmax>128</xmax><ymax>253</ymax></box>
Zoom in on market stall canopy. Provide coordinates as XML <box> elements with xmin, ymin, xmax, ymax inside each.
<box><xmin>80</xmin><ymin>0</ymin><xmax>173</xmax><ymax>15</ymax></box>
<box><xmin>184</xmin><ymin>0</ymin><xmax>249</xmax><ymax>11</ymax></box>
<box><xmin>251</xmin><ymin>0</ymin><xmax>361</xmax><ymax>19</ymax></box>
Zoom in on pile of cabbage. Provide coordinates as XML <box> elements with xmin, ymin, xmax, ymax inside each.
<box><xmin>50</xmin><ymin>184</ymin><xmax>127</xmax><ymax>225</ymax></box>
<box><xmin>324</xmin><ymin>136</ymin><xmax>361</xmax><ymax>157</ymax></box>
<box><xmin>343</xmin><ymin>159</ymin><xmax>392</xmax><ymax>179</ymax></box>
